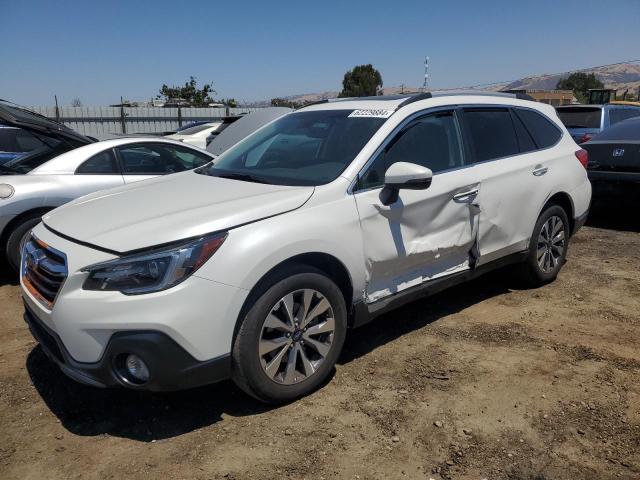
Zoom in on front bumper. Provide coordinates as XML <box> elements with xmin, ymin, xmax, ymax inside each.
<box><xmin>24</xmin><ymin>302</ymin><xmax>231</xmax><ymax>391</ymax></box>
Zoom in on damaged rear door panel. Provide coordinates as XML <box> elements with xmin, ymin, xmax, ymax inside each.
<box><xmin>352</xmin><ymin>109</ymin><xmax>481</xmax><ymax>304</ymax></box>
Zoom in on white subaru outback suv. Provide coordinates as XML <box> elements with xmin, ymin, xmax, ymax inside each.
<box><xmin>21</xmin><ymin>92</ymin><xmax>591</xmax><ymax>403</ymax></box>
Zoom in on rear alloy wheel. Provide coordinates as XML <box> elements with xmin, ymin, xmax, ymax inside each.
<box><xmin>518</xmin><ymin>204</ymin><xmax>570</xmax><ymax>286</ymax></box>
<box><xmin>536</xmin><ymin>215</ymin><xmax>566</xmax><ymax>274</ymax></box>
<box><xmin>232</xmin><ymin>267</ymin><xmax>347</xmax><ymax>404</ymax></box>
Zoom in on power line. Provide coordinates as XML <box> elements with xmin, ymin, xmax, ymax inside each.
<box><xmin>455</xmin><ymin>59</ymin><xmax>640</xmax><ymax>90</ymax></box>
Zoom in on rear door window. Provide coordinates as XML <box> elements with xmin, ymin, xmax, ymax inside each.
<box><xmin>511</xmin><ymin>111</ymin><xmax>537</xmax><ymax>153</ymax></box>
<box><xmin>463</xmin><ymin>109</ymin><xmax>519</xmax><ymax>162</ymax></box>
<box><xmin>515</xmin><ymin>108</ymin><xmax>562</xmax><ymax>149</ymax></box>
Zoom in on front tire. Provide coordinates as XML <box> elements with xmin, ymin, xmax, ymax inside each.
<box><xmin>6</xmin><ymin>215</ymin><xmax>42</xmax><ymax>273</ymax></box>
<box><xmin>231</xmin><ymin>266</ymin><xmax>347</xmax><ymax>404</ymax></box>
<box><xmin>518</xmin><ymin>204</ymin><xmax>570</xmax><ymax>286</ymax></box>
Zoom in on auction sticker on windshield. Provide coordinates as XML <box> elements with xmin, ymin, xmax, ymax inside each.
<box><xmin>348</xmin><ymin>109</ymin><xmax>394</xmax><ymax>118</ymax></box>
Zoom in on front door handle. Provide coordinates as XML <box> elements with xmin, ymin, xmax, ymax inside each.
<box><xmin>533</xmin><ymin>165</ymin><xmax>548</xmax><ymax>176</ymax></box>
<box><xmin>453</xmin><ymin>188</ymin><xmax>479</xmax><ymax>202</ymax></box>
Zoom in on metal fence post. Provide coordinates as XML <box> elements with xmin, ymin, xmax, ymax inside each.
<box><xmin>120</xmin><ymin>96</ymin><xmax>127</xmax><ymax>134</ymax></box>
<box><xmin>178</xmin><ymin>104</ymin><xmax>182</xmax><ymax>127</ymax></box>
<box><xmin>54</xmin><ymin>95</ymin><xmax>61</xmax><ymax>122</ymax></box>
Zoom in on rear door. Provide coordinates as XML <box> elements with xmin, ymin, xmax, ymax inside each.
<box><xmin>353</xmin><ymin>109</ymin><xmax>481</xmax><ymax>304</ymax></box>
<box><xmin>116</xmin><ymin>142</ymin><xmax>213</xmax><ymax>183</ymax></box>
<box><xmin>57</xmin><ymin>148</ymin><xmax>125</xmax><ymax>201</ymax></box>
<box><xmin>461</xmin><ymin>106</ymin><xmax>561</xmax><ymax>264</ymax></box>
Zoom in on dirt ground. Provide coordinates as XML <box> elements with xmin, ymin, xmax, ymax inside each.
<box><xmin>1</xmin><ymin>199</ymin><xmax>639</xmax><ymax>480</ymax></box>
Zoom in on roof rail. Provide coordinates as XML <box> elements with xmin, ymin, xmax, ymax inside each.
<box><xmin>397</xmin><ymin>92</ymin><xmax>433</xmax><ymax>108</ymax></box>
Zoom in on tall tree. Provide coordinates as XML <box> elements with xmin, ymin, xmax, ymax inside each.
<box><xmin>157</xmin><ymin>76</ymin><xmax>216</xmax><ymax>107</ymax></box>
<box><xmin>556</xmin><ymin>73</ymin><xmax>604</xmax><ymax>103</ymax></box>
<box><xmin>339</xmin><ymin>64</ymin><xmax>383</xmax><ymax>98</ymax></box>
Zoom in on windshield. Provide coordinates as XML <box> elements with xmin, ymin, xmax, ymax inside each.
<box><xmin>556</xmin><ymin>107</ymin><xmax>602</xmax><ymax>129</ymax></box>
<box><xmin>200</xmin><ymin>110</ymin><xmax>387</xmax><ymax>186</ymax></box>
<box><xmin>0</xmin><ymin>131</ymin><xmax>81</xmax><ymax>174</ymax></box>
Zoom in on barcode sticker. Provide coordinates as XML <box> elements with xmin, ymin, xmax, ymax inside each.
<box><xmin>348</xmin><ymin>109</ymin><xmax>394</xmax><ymax>118</ymax></box>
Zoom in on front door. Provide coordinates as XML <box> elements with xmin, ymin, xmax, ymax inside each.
<box><xmin>353</xmin><ymin>109</ymin><xmax>481</xmax><ymax>304</ymax></box>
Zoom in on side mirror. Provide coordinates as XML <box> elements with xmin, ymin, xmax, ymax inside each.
<box><xmin>380</xmin><ymin>162</ymin><xmax>433</xmax><ymax>205</ymax></box>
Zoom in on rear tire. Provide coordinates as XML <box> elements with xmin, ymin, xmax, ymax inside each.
<box><xmin>6</xmin><ymin>215</ymin><xmax>42</xmax><ymax>273</ymax></box>
<box><xmin>517</xmin><ymin>204</ymin><xmax>570</xmax><ymax>287</ymax></box>
<box><xmin>231</xmin><ymin>265</ymin><xmax>347</xmax><ymax>404</ymax></box>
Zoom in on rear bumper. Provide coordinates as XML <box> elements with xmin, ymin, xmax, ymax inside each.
<box><xmin>24</xmin><ymin>302</ymin><xmax>231</xmax><ymax>391</ymax></box>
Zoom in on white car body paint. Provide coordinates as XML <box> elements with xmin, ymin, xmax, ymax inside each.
<box><xmin>20</xmin><ymin>93</ymin><xmax>591</xmax><ymax>388</ymax></box>
<box><xmin>165</xmin><ymin>122</ymin><xmax>224</xmax><ymax>150</ymax></box>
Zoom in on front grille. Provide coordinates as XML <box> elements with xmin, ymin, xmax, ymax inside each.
<box><xmin>22</xmin><ymin>236</ymin><xmax>68</xmax><ymax>309</ymax></box>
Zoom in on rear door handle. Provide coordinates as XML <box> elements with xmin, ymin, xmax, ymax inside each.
<box><xmin>453</xmin><ymin>188</ymin><xmax>479</xmax><ymax>202</ymax></box>
<box><xmin>533</xmin><ymin>165</ymin><xmax>548</xmax><ymax>176</ymax></box>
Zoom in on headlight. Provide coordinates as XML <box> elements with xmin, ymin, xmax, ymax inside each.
<box><xmin>0</xmin><ymin>184</ymin><xmax>14</xmax><ymax>199</ymax></box>
<box><xmin>82</xmin><ymin>232</ymin><xmax>227</xmax><ymax>294</ymax></box>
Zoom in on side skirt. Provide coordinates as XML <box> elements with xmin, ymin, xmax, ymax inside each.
<box><xmin>349</xmin><ymin>251</ymin><xmax>527</xmax><ymax>328</ymax></box>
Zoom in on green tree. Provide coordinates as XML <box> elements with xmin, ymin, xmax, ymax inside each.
<box><xmin>270</xmin><ymin>97</ymin><xmax>303</xmax><ymax>108</ymax></box>
<box><xmin>339</xmin><ymin>64</ymin><xmax>383</xmax><ymax>98</ymax></box>
<box><xmin>157</xmin><ymin>76</ymin><xmax>216</xmax><ymax>107</ymax></box>
<box><xmin>556</xmin><ymin>73</ymin><xmax>604</xmax><ymax>103</ymax></box>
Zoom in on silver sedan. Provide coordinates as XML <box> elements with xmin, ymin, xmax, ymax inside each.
<box><xmin>0</xmin><ymin>137</ymin><xmax>214</xmax><ymax>271</ymax></box>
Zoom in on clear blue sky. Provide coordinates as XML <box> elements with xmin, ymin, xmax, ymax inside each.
<box><xmin>1</xmin><ymin>0</ymin><xmax>639</xmax><ymax>106</ymax></box>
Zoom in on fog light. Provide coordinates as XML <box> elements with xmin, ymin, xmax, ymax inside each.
<box><xmin>125</xmin><ymin>354</ymin><xmax>149</xmax><ymax>383</ymax></box>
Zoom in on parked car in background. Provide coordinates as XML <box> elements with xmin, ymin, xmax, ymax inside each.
<box><xmin>20</xmin><ymin>92</ymin><xmax>590</xmax><ymax>404</ymax></box>
<box><xmin>556</xmin><ymin>104</ymin><xmax>640</xmax><ymax>144</ymax></box>
<box><xmin>1</xmin><ymin>124</ymin><xmax>53</xmax><ymax>165</ymax></box>
<box><xmin>0</xmin><ymin>137</ymin><xmax>214</xmax><ymax>271</ymax></box>
<box><xmin>0</xmin><ymin>100</ymin><xmax>93</xmax><ymax>166</ymax></box>
<box><xmin>582</xmin><ymin>116</ymin><xmax>640</xmax><ymax>196</ymax></box>
<box><xmin>165</xmin><ymin>121</ymin><xmax>225</xmax><ymax>149</ymax></box>
<box><xmin>206</xmin><ymin>107</ymin><xmax>293</xmax><ymax>155</ymax></box>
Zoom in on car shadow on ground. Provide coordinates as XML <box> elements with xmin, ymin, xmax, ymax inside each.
<box><xmin>586</xmin><ymin>191</ymin><xmax>640</xmax><ymax>233</ymax></box>
<box><xmin>0</xmin><ymin>262</ymin><xmax>18</xmax><ymax>287</ymax></box>
<box><xmin>26</xmin><ymin>269</ymin><xmax>514</xmax><ymax>442</ymax></box>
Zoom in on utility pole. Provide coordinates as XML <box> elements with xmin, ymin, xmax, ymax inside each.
<box><xmin>423</xmin><ymin>56</ymin><xmax>430</xmax><ymax>91</ymax></box>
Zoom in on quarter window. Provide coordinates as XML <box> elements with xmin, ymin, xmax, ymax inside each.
<box><xmin>117</xmin><ymin>143</ymin><xmax>211</xmax><ymax>174</ymax></box>
<box><xmin>76</xmin><ymin>149</ymin><xmax>119</xmax><ymax>174</ymax></box>
<box><xmin>515</xmin><ymin>108</ymin><xmax>562</xmax><ymax>149</ymax></box>
<box><xmin>357</xmin><ymin>111</ymin><xmax>464</xmax><ymax>190</ymax></box>
<box><xmin>463</xmin><ymin>109</ymin><xmax>519</xmax><ymax>162</ymax></box>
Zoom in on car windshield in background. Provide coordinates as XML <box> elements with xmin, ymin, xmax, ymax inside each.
<box><xmin>175</xmin><ymin>121</ymin><xmax>208</xmax><ymax>132</ymax></box>
<box><xmin>176</xmin><ymin>123</ymin><xmax>217</xmax><ymax>135</ymax></box>
<box><xmin>592</xmin><ymin>117</ymin><xmax>640</xmax><ymax>141</ymax></box>
<box><xmin>609</xmin><ymin>108</ymin><xmax>640</xmax><ymax>126</ymax></box>
<box><xmin>201</xmin><ymin>110</ymin><xmax>387</xmax><ymax>186</ymax></box>
<box><xmin>556</xmin><ymin>107</ymin><xmax>602</xmax><ymax>128</ymax></box>
<box><xmin>0</xmin><ymin>132</ymin><xmax>77</xmax><ymax>174</ymax></box>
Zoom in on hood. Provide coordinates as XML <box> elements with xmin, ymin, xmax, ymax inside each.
<box><xmin>206</xmin><ymin>107</ymin><xmax>292</xmax><ymax>156</ymax></box>
<box><xmin>0</xmin><ymin>101</ymin><xmax>93</xmax><ymax>145</ymax></box>
<box><xmin>43</xmin><ymin>171</ymin><xmax>314</xmax><ymax>253</ymax></box>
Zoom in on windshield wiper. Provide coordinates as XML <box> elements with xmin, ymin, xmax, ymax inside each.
<box><xmin>214</xmin><ymin>171</ymin><xmax>272</xmax><ymax>184</ymax></box>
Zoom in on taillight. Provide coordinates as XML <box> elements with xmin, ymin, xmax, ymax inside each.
<box><xmin>577</xmin><ymin>133</ymin><xmax>592</xmax><ymax>144</ymax></box>
<box><xmin>575</xmin><ymin>149</ymin><xmax>588</xmax><ymax>169</ymax></box>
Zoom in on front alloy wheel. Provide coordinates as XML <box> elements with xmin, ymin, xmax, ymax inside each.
<box><xmin>259</xmin><ymin>289</ymin><xmax>335</xmax><ymax>385</ymax></box>
<box><xmin>231</xmin><ymin>267</ymin><xmax>347</xmax><ymax>404</ymax></box>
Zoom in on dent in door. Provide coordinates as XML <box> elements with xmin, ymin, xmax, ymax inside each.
<box><xmin>359</xmin><ymin>184</ymin><xmax>480</xmax><ymax>303</ymax></box>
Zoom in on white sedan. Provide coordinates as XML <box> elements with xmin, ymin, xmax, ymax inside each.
<box><xmin>165</xmin><ymin>122</ymin><xmax>224</xmax><ymax>149</ymax></box>
<box><xmin>0</xmin><ymin>137</ymin><xmax>215</xmax><ymax>270</ymax></box>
